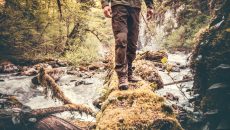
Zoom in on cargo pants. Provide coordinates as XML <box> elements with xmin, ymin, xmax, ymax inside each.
<box><xmin>112</xmin><ymin>5</ymin><xmax>140</xmax><ymax>77</ymax></box>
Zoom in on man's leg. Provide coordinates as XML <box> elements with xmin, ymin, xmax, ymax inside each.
<box><xmin>127</xmin><ymin>7</ymin><xmax>141</xmax><ymax>82</ymax></box>
<box><xmin>112</xmin><ymin>5</ymin><xmax>129</xmax><ymax>90</ymax></box>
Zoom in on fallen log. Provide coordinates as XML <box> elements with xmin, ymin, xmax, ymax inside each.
<box><xmin>134</xmin><ymin>60</ymin><xmax>164</xmax><ymax>89</ymax></box>
<box><xmin>30</xmin><ymin>104</ymin><xmax>95</xmax><ymax>118</ymax></box>
<box><xmin>33</xmin><ymin>116</ymin><xmax>82</xmax><ymax>130</ymax></box>
<box><xmin>37</xmin><ymin>67</ymin><xmax>72</xmax><ymax>104</ymax></box>
<box><xmin>0</xmin><ymin>94</ymin><xmax>94</xmax><ymax>130</ymax></box>
<box><xmin>96</xmin><ymin>64</ymin><xmax>183</xmax><ymax>129</ymax></box>
<box><xmin>37</xmin><ymin>67</ymin><xmax>95</xmax><ymax>116</ymax></box>
<box><xmin>163</xmin><ymin>78</ymin><xmax>193</xmax><ymax>86</ymax></box>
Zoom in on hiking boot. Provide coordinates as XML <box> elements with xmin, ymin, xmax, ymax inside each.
<box><xmin>118</xmin><ymin>76</ymin><xmax>129</xmax><ymax>90</ymax></box>
<box><xmin>128</xmin><ymin>75</ymin><xmax>141</xmax><ymax>82</ymax></box>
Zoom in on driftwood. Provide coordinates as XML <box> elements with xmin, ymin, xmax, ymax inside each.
<box><xmin>0</xmin><ymin>96</ymin><xmax>95</xmax><ymax>130</ymax></box>
<box><xmin>37</xmin><ymin>67</ymin><xmax>95</xmax><ymax>116</ymax></box>
<box><xmin>38</xmin><ymin>67</ymin><xmax>72</xmax><ymax>104</ymax></box>
<box><xmin>0</xmin><ymin>91</ymin><xmax>96</xmax><ymax>130</ymax></box>
<box><xmin>164</xmin><ymin>78</ymin><xmax>193</xmax><ymax>86</ymax></box>
<box><xmin>30</xmin><ymin>104</ymin><xmax>95</xmax><ymax>118</ymax></box>
<box><xmin>34</xmin><ymin>116</ymin><xmax>81</xmax><ymax>130</ymax></box>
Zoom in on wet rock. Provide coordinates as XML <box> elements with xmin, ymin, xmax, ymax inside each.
<box><xmin>185</xmin><ymin>89</ymin><xmax>192</xmax><ymax>92</ymax></box>
<box><xmin>171</xmin><ymin>66</ymin><xmax>181</xmax><ymax>72</ymax></box>
<box><xmin>166</xmin><ymin>64</ymin><xmax>180</xmax><ymax>72</ymax></box>
<box><xmin>70</xmin><ymin>79</ymin><xmax>77</xmax><ymax>82</ymax></box>
<box><xmin>84</xmin><ymin>82</ymin><xmax>93</xmax><ymax>85</ymax></box>
<box><xmin>204</xmin><ymin>109</ymin><xmax>219</xmax><ymax>118</ymax></box>
<box><xmin>31</xmin><ymin>76</ymin><xmax>40</xmax><ymax>85</ymax></box>
<box><xmin>79</xmin><ymin>66</ymin><xmax>88</xmax><ymax>71</ymax></box>
<box><xmin>188</xmin><ymin>94</ymin><xmax>200</xmax><ymax>103</ymax></box>
<box><xmin>183</xmin><ymin>75</ymin><xmax>191</xmax><ymax>80</ymax></box>
<box><xmin>75</xmin><ymin>81</ymin><xmax>85</xmax><ymax>86</ymax></box>
<box><xmin>67</xmin><ymin>70</ymin><xmax>84</xmax><ymax>77</ymax></box>
<box><xmin>208</xmin><ymin>83</ymin><xmax>229</xmax><ymax>92</ymax></box>
<box><xmin>56</xmin><ymin>60</ymin><xmax>68</xmax><ymax>67</ymax></box>
<box><xmin>67</xmin><ymin>70</ymin><xmax>78</xmax><ymax>75</ymax></box>
<box><xmin>179</xmin><ymin>65</ymin><xmax>187</xmax><ymax>69</ymax></box>
<box><xmin>44</xmin><ymin>59</ymin><xmax>68</xmax><ymax>68</ymax></box>
<box><xmin>176</xmin><ymin>62</ymin><xmax>181</xmax><ymax>66</ymax></box>
<box><xmin>202</xmin><ymin>122</ymin><xmax>211</xmax><ymax>130</ymax></box>
<box><xmin>93</xmin><ymin>98</ymin><xmax>103</xmax><ymax>109</ymax></box>
<box><xmin>163</xmin><ymin>92</ymin><xmax>179</xmax><ymax>101</ymax></box>
<box><xmin>47</xmin><ymin>60</ymin><xmax>59</xmax><ymax>68</ymax></box>
<box><xmin>181</xmin><ymin>101</ymin><xmax>190</xmax><ymax>107</ymax></box>
<box><xmin>214</xmin><ymin>64</ymin><xmax>230</xmax><ymax>71</ymax></box>
<box><xmin>161</xmin><ymin>104</ymin><xmax>173</xmax><ymax>114</ymax></box>
<box><xmin>75</xmin><ymin>80</ymin><xmax>92</xmax><ymax>86</ymax></box>
<box><xmin>0</xmin><ymin>61</ymin><xmax>18</xmax><ymax>73</ymax></box>
<box><xmin>17</xmin><ymin>68</ymin><xmax>38</xmax><ymax>76</ymax></box>
<box><xmin>172</xmin><ymin>104</ymin><xmax>180</xmax><ymax>110</ymax></box>
<box><xmin>33</xmin><ymin>63</ymin><xmax>52</xmax><ymax>70</ymax></box>
<box><xmin>213</xmin><ymin>64</ymin><xmax>230</xmax><ymax>81</ymax></box>
<box><xmin>88</xmin><ymin>65</ymin><xmax>100</xmax><ymax>70</ymax></box>
<box><xmin>82</xmin><ymin>72</ymin><xmax>93</xmax><ymax>79</ymax></box>
<box><xmin>152</xmin><ymin>62</ymin><xmax>164</xmax><ymax>68</ymax></box>
<box><xmin>216</xmin><ymin>118</ymin><xmax>230</xmax><ymax>130</ymax></box>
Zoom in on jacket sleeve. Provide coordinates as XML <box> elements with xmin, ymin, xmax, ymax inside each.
<box><xmin>144</xmin><ymin>0</ymin><xmax>154</xmax><ymax>8</ymax></box>
<box><xmin>101</xmin><ymin>0</ymin><xmax>111</xmax><ymax>8</ymax></box>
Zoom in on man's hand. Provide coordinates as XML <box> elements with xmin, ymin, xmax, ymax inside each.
<box><xmin>103</xmin><ymin>6</ymin><xmax>112</xmax><ymax>18</ymax></box>
<box><xmin>147</xmin><ymin>8</ymin><xmax>154</xmax><ymax>20</ymax></box>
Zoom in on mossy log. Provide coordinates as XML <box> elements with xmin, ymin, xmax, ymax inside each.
<box><xmin>136</xmin><ymin>50</ymin><xmax>168</xmax><ymax>62</ymax></box>
<box><xmin>96</xmin><ymin>60</ymin><xmax>182</xmax><ymax>130</ymax></box>
<box><xmin>37</xmin><ymin>67</ymin><xmax>95</xmax><ymax>116</ymax></box>
<box><xmin>134</xmin><ymin>60</ymin><xmax>164</xmax><ymax>89</ymax></box>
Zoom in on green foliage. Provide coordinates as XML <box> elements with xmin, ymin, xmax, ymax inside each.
<box><xmin>0</xmin><ymin>0</ymin><xmax>111</xmax><ymax>65</ymax></box>
<box><xmin>163</xmin><ymin>13</ymin><xmax>210</xmax><ymax>50</ymax></box>
<box><xmin>164</xmin><ymin>26</ymin><xmax>186</xmax><ymax>48</ymax></box>
<box><xmin>150</xmin><ymin>0</ymin><xmax>211</xmax><ymax>50</ymax></box>
<box><xmin>64</xmin><ymin>34</ymin><xmax>100</xmax><ymax>65</ymax></box>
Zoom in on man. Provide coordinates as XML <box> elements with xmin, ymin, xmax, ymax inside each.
<box><xmin>101</xmin><ymin>0</ymin><xmax>154</xmax><ymax>90</ymax></box>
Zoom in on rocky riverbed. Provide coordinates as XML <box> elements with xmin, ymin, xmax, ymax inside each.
<box><xmin>0</xmin><ymin>61</ymin><xmax>108</xmax><ymax>122</ymax></box>
<box><xmin>0</xmin><ymin>50</ymin><xmax>198</xmax><ymax>129</ymax></box>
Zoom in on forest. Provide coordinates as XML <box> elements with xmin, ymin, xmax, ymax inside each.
<box><xmin>0</xmin><ymin>0</ymin><xmax>229</xmax><ymax>130</ymax></box>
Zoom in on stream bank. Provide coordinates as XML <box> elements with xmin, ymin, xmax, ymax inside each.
<box><xmin>0</xmin><ymin>47</ymin><xmax>197</xmax><ymax>130</ymax></box>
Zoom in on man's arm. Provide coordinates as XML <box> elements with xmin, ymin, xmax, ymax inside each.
<box><xmin>101</xmin><ymin>0</ymin><xmax>112</xmax><ymax>18</ymax></box>
<box><xmin>101</xmin><ymin>0</ymin><xmax>111</xmax><ymax>8</ymax></box>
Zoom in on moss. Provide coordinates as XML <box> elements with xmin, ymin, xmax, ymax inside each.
<box><xmin>134</xmin><ymin>60</ymin><xmax>164</xmax><ymax>89</ymax></box>
<box><xmin>96</xmin><ymin>64</ymin><xmax>182</xmax><ymax>130</ymax></box>
<box><xmin>190</xmin><ymin>1</ymin><xmax>230</xmax><ymax>129</ymax></box>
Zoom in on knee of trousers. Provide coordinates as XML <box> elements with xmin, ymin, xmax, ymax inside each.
<box><xmin>115</xmin><ymin>32</ymin><xmax>128</xmax><ymax>48</ymax></box>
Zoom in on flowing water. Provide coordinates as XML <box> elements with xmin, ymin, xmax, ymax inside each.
<box><xmin>0</xmin><ymin>69</ymin><xmax>107</xmax><ymax>121</ymax></box>
<box><xmin>138</xmin><ymin>12</ymin><xmax>194</xmax><ymax>111</ymax></box>
<box><xmin>156</xmin><ymin>52</ymin><xmax>194</xmax><ymax>111</ymax></box>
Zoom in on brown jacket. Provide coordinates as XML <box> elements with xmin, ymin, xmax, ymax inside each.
<box><xmin>101</xmin><ymin>0</ymin><xmax>154</xmax><ymax>9</ymax></box>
